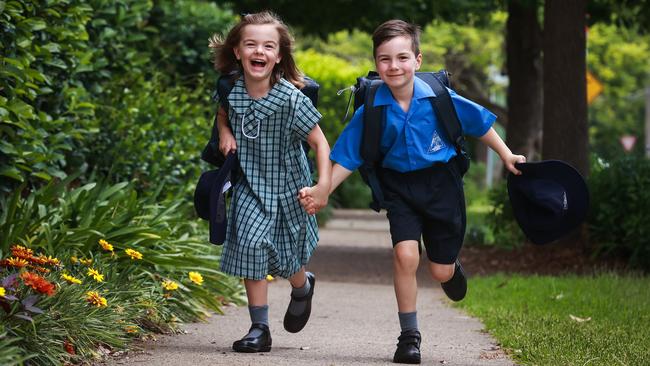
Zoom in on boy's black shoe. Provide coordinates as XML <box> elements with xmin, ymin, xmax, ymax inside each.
<box><xmin>441</xmin><ymin>259</ymin><xmax>467</xmax><ymax>301</ymax></box>
<box><xmin>393</xmin><ymin>329</ymin><xmax>421</xmax><ymax>364</ymax></box>
<box><xmin>283</xmin><ymin>272</ymin><xmax>315</xmax><ymax>333</ymax></box>
<box><xmin>232</xmin><ymin>323</ymin><xmax>272</xmax><ymax>353</ymax></box>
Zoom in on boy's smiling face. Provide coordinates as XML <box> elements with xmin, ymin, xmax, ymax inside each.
<box><xmin>374</xmin><ymin>35</ymin><xmax>422</xmax><ymax>94</ymax></box>
<box><xmin>234</xmin><ymin>24</ymin><xmax>282</xmax><ymax>85</ymax></box>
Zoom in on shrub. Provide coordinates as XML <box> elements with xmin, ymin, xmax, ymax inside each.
<box><xmin>485</xmin><ymin>180</ymin><xmax>526</xmax><ymax>249</ymax></box>
<box><xmin>588</xmin><ymin>155</ymin><xmax>650</xmax><ymax>270</ymax></box>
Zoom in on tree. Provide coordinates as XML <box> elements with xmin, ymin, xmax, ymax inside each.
<box><xmin>542</xmin><ymin>0</ymin><xmax>589</xmax><ymax>176</ymax></box>
<box><xmin>505</xmin><ymin>0</ymin><xmax>542</xmax><ymax>161</ymax></box>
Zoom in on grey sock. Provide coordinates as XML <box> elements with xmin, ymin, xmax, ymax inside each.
<box><xmin>246</xmin><ymin>305</ymin><xmax>269</xmax><ymax>338</ymax></box>
<box><xmin>398</xmin><ymin>311</ymin><xmax>418</xmax><ymax>332</ymax></box>
<box><xmin>288</xmin><ymin>273</ymin><xmax>312</xmax><ymax>316</ymax></box>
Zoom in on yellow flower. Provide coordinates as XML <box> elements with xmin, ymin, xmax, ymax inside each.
<box><xmin>0</xmin><ymin>287</ymin><xmax>5</xmax><ymax>297</ymax></box>
<box><xmin>79</xmin><ymin>258</ymin><xmax>93</xmax><ymax>266</ymax></box>
<box><xmin>86</xmin><ymin>268</ymin><xmax>104</xmax><ymax>282</ymax></box>
<box><xmin>124</xmin><ymin>325</ymin><xmax>139</xmax><ymax>333</ymax></box>
<box><xmin>6</xmin><ymin>257</ymin><xmax>29</xmax><ymax>268</ymax></box>
<box><xmin>70</xmin><ymin>256</ymin><xmax>79</xmax><ymax>264</ymax></box>
<box><xmin>266</xmin><ymin>275</ymin><xmax>275</xmax><ymax>281</ymax></box>
<box><xmin>85</xmin><ymin>291</ymin><xmax>108</xmax><ymax>307</ymax></box>
<box><xmin>188</xmin><ymin>271</ymin><xmax>203</xmax><ymax>285</ymax></box>
<box><xmin>124</xmin><ymin>248</ymin><xmax>143</xmax><ymax>260</ymax></box>
<box><xmin>61</xmin><ymin>273</ymin><xmax>82</xmax><ymax>284</ymax></box>
<box><xmin>161</xmin><ymin>280</ymin><xmax>179</xmax><ymax>291</ymax></box>
<box><xmin>98</xmin><ymin>239</ymin><xmax>114</xmax><ymax>252</ymax></box>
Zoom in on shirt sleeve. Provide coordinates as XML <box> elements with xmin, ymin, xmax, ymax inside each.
<box><xmin>330</xmin><ymin>106</ymin><xmax>365</xmax><ymax>171</ymax></box>
<box><xmin>292</xmin><ymin>93</ymin><xmax>322</xmax><ymax>141</ymax></box>
<box><xmin>449</xmin><ymin>89</ymin><xmax>496</xmax><ymax>137</ymax></box>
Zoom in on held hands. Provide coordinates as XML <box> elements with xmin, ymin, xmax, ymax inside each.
<box><xmin>298</xmin><ymin>184</ymin><xmax>329</xmax><ymax>215</ymax></box>
<box><xmin>503</xmin><ymin>153</ymin><xmax>527</xmax><ymax>175</ymax></box>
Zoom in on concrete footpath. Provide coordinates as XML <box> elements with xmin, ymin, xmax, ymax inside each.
<box><xmin>104</xmin><ymin>209</ymin><xmax>512</xmax><ymax>366</ymax></box>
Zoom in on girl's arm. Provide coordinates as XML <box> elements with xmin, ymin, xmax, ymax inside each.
<box><xmin>298</xmin><ymin>125</ymin><xmax>331</xmax><ymax>215</ymax></box>
<box><xmin>216</xmin><ymin>106</ymin><xmax>237</xmax><ymax>155</ymax></box>
<box><xmin>478</xmin><ymin>127</ymin><xmax>526</xmax><ymax>175</ymax></box>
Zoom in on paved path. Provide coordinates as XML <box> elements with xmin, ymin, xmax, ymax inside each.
<box><xmin>105</xmin><ymin>210</ymin><xmax>512</xmax><ymax>366</ymax></box>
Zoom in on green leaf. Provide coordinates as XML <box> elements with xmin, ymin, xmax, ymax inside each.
<box><xmin>0</xmin><ymin>167</ymin><xmax>25</xmax><ymax>182</ymax></box>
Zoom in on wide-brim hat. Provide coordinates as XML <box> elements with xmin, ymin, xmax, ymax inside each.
<box><xmin>194</xmin><ymin>152</ymin><xmax>238</xmax><ymax>245</ymax></box>
<box><xmin>507</xmin><ymin>160</ymin><xmax>589</xmax><ymax>245</ymax></box>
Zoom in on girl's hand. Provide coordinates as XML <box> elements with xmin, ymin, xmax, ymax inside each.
<box><xmin>298</xmin><ymin>184</ymin><xmax>329</xmax><ymax>215</ymax></box>
<box><xmin>503</xmin><ymin>153</ymin><xmax>526</xmax><ymax>175</ymax></box>
<box><xmin>219</xmin><ymin>128</ymin><xmax>237</xmax><ymax>156</ymax></box>
<box><xmin>216</xmin><ymin>106</ymin><xmax>236</xmax><ymax>155</ymax></box>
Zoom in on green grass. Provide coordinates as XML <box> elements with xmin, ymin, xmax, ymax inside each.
<box><xmin>456</xmin><ymin>273</ymin><xmax>650</xmax><ymax>366</ymax></box>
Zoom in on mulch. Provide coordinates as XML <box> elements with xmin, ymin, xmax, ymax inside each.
<box><xmin>460</xmin><ymin>243</ymin><xmax>630</xmax><ymax>276</ymax></box>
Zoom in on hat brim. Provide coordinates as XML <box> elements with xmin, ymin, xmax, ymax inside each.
<box><xmin>507</xmin><ymin>160</ymin><xmax>589</xmax><ymax>245</ymax></box>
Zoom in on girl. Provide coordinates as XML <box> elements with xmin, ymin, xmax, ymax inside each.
<box><xmin>208</xmin><ymin>12</ymin><xmax>331</xmax><ymax>353</ymax></box>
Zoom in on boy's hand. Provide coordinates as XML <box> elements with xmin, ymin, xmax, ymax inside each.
<box><xmin>298</xmin><ymin>184</ymin><xmax>329</xmax><ymax>215</ymax></box>
<box><xmin>503</xmin><ymin>153</ymin><xmax>526</xmax><ymax>175</ymax></box>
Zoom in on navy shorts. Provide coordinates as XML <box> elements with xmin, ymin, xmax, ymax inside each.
<box><xmin>379</xmin><ymin>157</ymin><xmax>466</xmax><ymax>264</ymax></box>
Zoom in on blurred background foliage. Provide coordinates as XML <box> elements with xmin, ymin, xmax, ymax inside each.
<box><xmin>1</xmin><ymin>0</ymin><xmax>650</xmax><ymax>363</ymax></box>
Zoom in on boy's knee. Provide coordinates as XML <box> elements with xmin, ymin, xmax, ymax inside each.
<box><xmin>393</xmin><ymin>242</ymin><xmax>420</xmax><ymax>272</ymax></box>
<box><xmin>429</xmin><ymin>263</ymin><xmax>454</xmax><ymax>283</ymax></box>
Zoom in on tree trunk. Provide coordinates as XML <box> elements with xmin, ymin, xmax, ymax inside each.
<box><xmin>505</xmin><ymin>0</ymin><xmax>543</xmax><ymax>161</ymax></box>
<box><xmin>542</xmin><ymin>0</ymin><xmax>589</xmax><ymax>249</ymax></box>
<box><xmin>542</xmin><ymin>0</ymin><xmax>589</xmax><ymax>176</ymax></box>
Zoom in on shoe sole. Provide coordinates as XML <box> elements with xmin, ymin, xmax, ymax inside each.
<box><xmin>232</xmin><ymin>345</ymin><xmax>272</xmax><ymax>353</ymax></box>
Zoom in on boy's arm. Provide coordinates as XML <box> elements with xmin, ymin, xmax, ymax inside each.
<box><xmin>330</xmin><ymin>163</ymin><xmax>353</xmax><ymax>194</ymax></box>
<box><xmin>216</xmin><ymin>106</ymin><xmax>237</xmax><ymax>155</ymax></box>
<box><xmin>478</xmin><ymin>127</ymin><xmax>526</xmax><ymax>175</ymax></box>
<box><xmin>298</xmin><ymin>124</ymin><xmax>332</xmax><ymax>215</ymax></box>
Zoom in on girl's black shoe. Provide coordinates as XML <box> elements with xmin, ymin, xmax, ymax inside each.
<box><xmin>232</xmin><ymin>323</ymin><xmax>272</xmax><ymax>353</ymax></box>
<box><xmin>393</xmin><ymin>329</ymin><xmax>421</xmax><ymax>364</ymax></box>
<box><xmin>283</xmin><ymin>272</ymin><xmax>316</xmax><ymax>333</ymax></box>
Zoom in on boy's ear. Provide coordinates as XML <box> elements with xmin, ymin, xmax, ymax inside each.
<box><xmin>415</xmin><ymin>53</ymin><xmax>423</xmax><ymax>70</ymax></box>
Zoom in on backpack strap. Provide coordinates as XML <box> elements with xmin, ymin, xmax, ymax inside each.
<box><xmin>417</xmin><ymin>73</ymin><xmax>466</xmax><ymax>154</ymax></box>
<box><xmin>360</xmin><ymin>80</ymin><xmax>385</xmax><ymax>212</ymax></box>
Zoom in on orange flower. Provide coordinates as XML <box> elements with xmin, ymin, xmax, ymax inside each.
<box><xmin>30</xmin><ymin>265</ymin><xmax>51</xmax><ymax>274</ymax></box>
<box><xmin>10</xmin><ymin>245</ymin><xmax>33</xmax><ymax>259</ymax></box>
<box><xmin>30</xmin><ymin>254</ymin><xmax>61</xmax><ymax>267</ymax></box>
<box><xmin>20</xmin><ymin>271</ymin><xmax>56</xmax><ymax>296</ymax></box>
<box><xmin>85</xmin><ymin>291</ymin><xmax>108</xmax><ymax>307</ymax></box>
<box><xmin>6</xmin><ymin>257</ymin><xmax>29</xmax><ymax>268</ymax></box>
<box><xmin>63</xmin><ymin>339</ymin><xmax>76</xmax><ymax>355</ymax></box>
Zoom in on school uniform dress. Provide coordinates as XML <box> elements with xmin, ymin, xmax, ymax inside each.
<box><xmin>220</xmin><ymin>78</ymin><xmax>321</xmax><ymax>280</ymax></box>
<box><xmin>331</xmin><ymin>77</ymin><xmax>495</xmax><ymax>264</ymax></box>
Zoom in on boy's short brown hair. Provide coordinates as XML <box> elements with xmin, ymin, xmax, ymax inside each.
<box><xmin>372</xmin><ymin>20</ymin><xmax>421</xmax><ymax>58</ymax></box>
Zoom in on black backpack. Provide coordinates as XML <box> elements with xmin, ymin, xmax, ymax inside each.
<box><xmin>343</xmin><ymin>70</ymin><xmax>469</xmax><ymax>212</ymax></box>
<box><xmin>201</xmin><ymin>72</ymin><xmax>320</xmax><ymax>169</ymax></box>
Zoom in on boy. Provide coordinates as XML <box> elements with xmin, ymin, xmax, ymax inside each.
<box><xmin>300</xmin><ymin>20</ymin><xmax>525</xmax><ymax>364</ymax></box>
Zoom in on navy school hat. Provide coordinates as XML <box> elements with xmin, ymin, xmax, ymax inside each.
<box><xmin>507</xmin><ymin>160</ymin><xmax>589</xmax><ymax>245</ymax></box>
<box><xmin>194</xmin><ymin>152</ymin><xmax>238</xmax><ymax>245</ymax></box>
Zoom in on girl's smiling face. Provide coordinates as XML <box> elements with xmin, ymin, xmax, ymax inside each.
<box><xmin>234</xmin><ymin>24</ymin><xmax>282</xmax><ymax>85</ymax></box>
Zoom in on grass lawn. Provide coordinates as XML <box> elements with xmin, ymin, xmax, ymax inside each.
<box><xmin>456</xmin><ymin>273</ymin><xmax>650</xmax><ymax>366</ymax></box>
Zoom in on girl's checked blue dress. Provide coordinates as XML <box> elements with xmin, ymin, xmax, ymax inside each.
<box><xmin>220</xmin><ymin>77</ymin><xmax>321</xmax><ymax>280</ymax></box>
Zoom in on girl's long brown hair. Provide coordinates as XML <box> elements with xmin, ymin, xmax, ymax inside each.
<box><xmin>209</xmin><ymin>11</ymin><xmax>304</xmax><ymax>89</ymax></box>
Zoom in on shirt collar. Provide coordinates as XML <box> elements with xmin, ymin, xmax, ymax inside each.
<box><xmin>373</xmin><ymin>76</ymin><xmax>436</xmax><ymax>107</ymax></box>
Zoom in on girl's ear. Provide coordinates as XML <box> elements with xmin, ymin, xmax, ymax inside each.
<box><xmin>233</xmin><ymin>47</ymin><xmax>241</xmax><ymax>60</ymax></box>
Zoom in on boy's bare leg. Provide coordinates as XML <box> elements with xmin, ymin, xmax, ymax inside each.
<box><xmin>393</xmin><ymin>241</ymin><xmax>420</xmax><ymax>312</ymax></box>
<box><xmin>427</xmin><ymin>262</ymin><xmax>455</xmax><ymax>283</ymax></box>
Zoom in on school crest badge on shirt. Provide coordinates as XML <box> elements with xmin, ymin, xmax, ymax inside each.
<box><xmin>428</xmin><ymin>131</ymin><xmax>446</xmax><ymax>153</ymax></box>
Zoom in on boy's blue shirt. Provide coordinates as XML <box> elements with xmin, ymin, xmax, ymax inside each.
<box><xmin>330</xmin><ymin>77</ymin><xmax>496</xmax><ymax>173</ymax></box>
